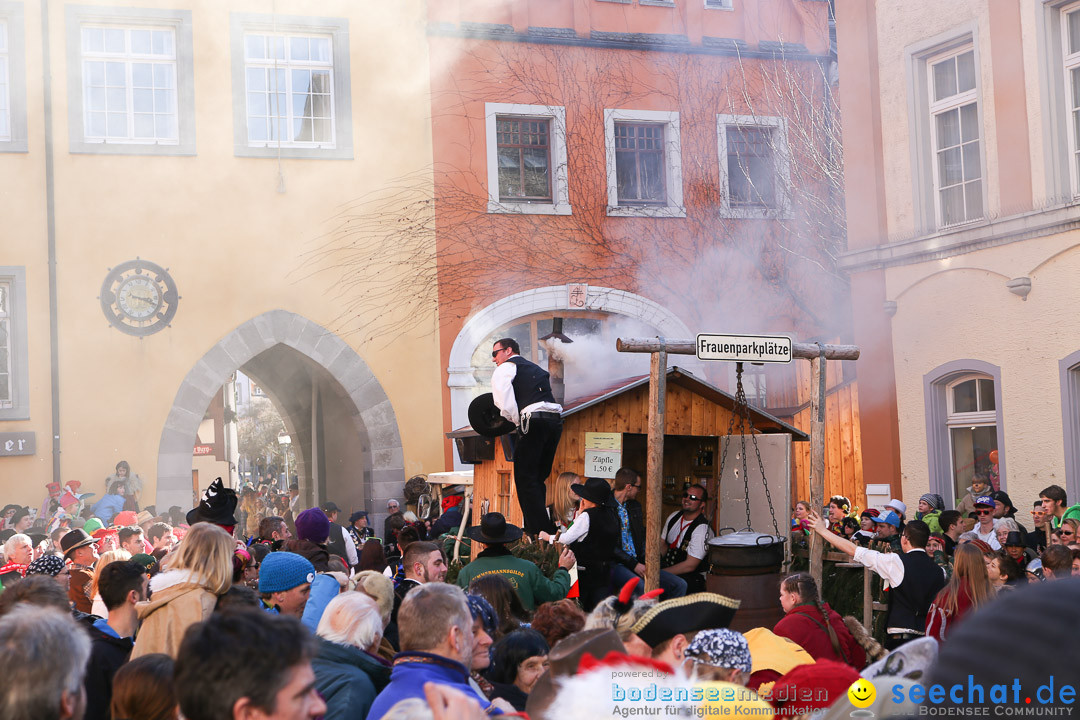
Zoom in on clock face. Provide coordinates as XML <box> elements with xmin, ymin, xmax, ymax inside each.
<box><xmin>117</xmin><ymin>276</ymin><xmax>162</xmax><ymax>319</ymax></box>
<box><xmin>100</xmin><ymin>259</ymin><xmax>178</xmax><ymax>336</ymax></box>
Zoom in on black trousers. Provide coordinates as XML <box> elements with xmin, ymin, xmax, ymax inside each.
<box><xmin>884</xmin><ymin>632</ymin><xmax>923</xmax><ymax>651</ymax></box>
<box><xmin>512</xmin><ymin>416</ymin><xmax>562</xmax><ymax>535</ymax></box>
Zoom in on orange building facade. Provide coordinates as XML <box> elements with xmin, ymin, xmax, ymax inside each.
<box><xmin>425</xmin><ymin>0</ymin><xmax>866</xmax><ymax>506</ymax></box>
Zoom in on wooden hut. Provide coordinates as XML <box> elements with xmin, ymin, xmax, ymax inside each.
<box><xmin>447</xmin><ymin>366</ymin><xmax>808</xmax><ymax>537</ymax></box>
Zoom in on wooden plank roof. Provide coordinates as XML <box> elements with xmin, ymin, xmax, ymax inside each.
<box><xmin>449</xmin><ymin>366</ymin><xmax>808</xmax><ymax>441</ymax></box>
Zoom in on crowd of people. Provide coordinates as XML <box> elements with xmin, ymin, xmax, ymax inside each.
<box><xmin>3</xmin><ymin>466</ymin><xmax>1080</xmax><ymax>720</ymax></box>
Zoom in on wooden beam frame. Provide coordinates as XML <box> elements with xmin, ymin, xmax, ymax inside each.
<box><xmin>617</xmin><ymin>337</ymin><xmax>860</xmax><ymax>590</ymax></box>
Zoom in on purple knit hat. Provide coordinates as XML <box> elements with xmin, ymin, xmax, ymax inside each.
<box><xmin>295</xmin><ymin>508</ymin><xmax>330</xmax><ymax>544</ymax></box>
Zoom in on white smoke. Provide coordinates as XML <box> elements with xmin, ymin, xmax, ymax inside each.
<box><xmin>542</xmin><ymin>317</ymin><xmax>710</xmax><ymax>403</ymax></box>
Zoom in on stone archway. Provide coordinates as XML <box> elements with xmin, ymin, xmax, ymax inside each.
<box><xmin>445</xmin><ymin>285</ymin><xmax>693</xmax><ymax>461</ymax></box>
<box><xmin>155</xmin><ymin>310</ymin><xmax>404</xmax><ymax>514</ymax></box>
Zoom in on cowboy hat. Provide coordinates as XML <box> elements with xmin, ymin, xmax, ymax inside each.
<box><xmin>570</xmin><ymin>477</ymin><xmax>611</xmax><ymax>505</ymax></box>
<box><xmin>467</xmin><ymin>512</ymin><xmax>523</xmax><ymax>545</ymax></box>
<box><xmin>468</xmin><ymin>393</ymin><xmax>516</xmax><ymax>438</ymax></box>
<box><xmin>60</xmin><ymin>528</ymin><xmax>98</xmax><ymax>558</ymax></box>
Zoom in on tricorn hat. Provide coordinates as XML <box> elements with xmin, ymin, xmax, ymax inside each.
<box><xmin>468</xmin><ymin>393</ymin><xmax>516</xmax><ymax>438</ymax></box>
<box><xmin>526</xmin><ymin>629</ymin><xmax>627</xmax><ymax>720</ymax></box>
<box><xmin>467</xmin><ymin>512</ymin><xmax>523</xmax><ymax>545</ymax></box>
<box><xmin>60</xmin><ymin>528</ymin><xmax>99</xmax><ymax>558</ymax></box>
<box><xmin>629</xmin><ymin>593</ymin><xmax>741</xmax><ymax>648</ymax></box>
<box><xmin>186</xmin><ymin>478</ymin><xmax>238</xmax><ymax>528</ymax></box>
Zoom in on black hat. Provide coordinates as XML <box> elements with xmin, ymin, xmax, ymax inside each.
<box><xmin>60</xmin><ymin>528</ymin><xmax>99</xmax><ymax>558</ymax></box>
<box><xmin>467</xmin><ymin>512</ymin><xmax>523</xmax><ymax>545</ymax></box>
<box><xmin>349</xmin><ymin>510</ymin><xmax>368</xmax><ymax>524</ymax></box>
<box><xmin>1003</xmin><ymin>531</ymin><xmax>1024</xmax><ymax>547</ymax></box>
<box><xmin>186</xmin><ymin>478</ymin><xmax>238</xmax><ymax>527</ymax></box>
<box><xmin>321</xmin><ymin>501</ymin><xmax>342</xmax><ymax>514</ymax></box>
<box><xmin>991</xmin><ymin>490</ymin><xmax>1017</xmax><ymax>515</ymax></box>
<box><xmin>571</xmin><ymin>477</ymin><xmax>612</xmax><ymax>505</ymax></box>
<box><xmin>468</xmin><ymin>393</ymin><xmax>516</xmax><ymax>438</ymax></box>
<box><xmin>629</xmin><ymin>592</ymin><xmax>741</xmax><ymax>648</ymax></box>
<box><xmin>26</xmin><ymin>533</ymin><xmax>47</xmax><ymax>548</ymax></box>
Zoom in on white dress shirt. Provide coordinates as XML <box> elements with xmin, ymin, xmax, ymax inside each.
<box><xmin>490</xmin><ymin>357</ymin><xmax>562</xmax><ymax>426</ymax></box>
<box><xmin>559</xmin><ymin>511</ymin><xmax>591</xmax><ymax>544</ymax></box>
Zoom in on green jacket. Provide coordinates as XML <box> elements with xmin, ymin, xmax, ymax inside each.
<box><xmin>918</xmin><ymin>509</ymin><xmax>943</xmax><ymax>534</ymax></box>
<box><xmin>455</xmin><ymin>547</ymin><xmax>570</xmax><ymax>611</ymax></box>
<box><xmin>1052</xmin><ymin>504</ymin><xmax>1080</xmax><ymax>528</ymax></box>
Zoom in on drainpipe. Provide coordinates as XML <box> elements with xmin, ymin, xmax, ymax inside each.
<box><xmin>40</xmin><ymin>0</ymin><xmax>61</xmax><ymax>483</ymax></box>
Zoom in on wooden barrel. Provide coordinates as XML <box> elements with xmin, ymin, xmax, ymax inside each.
<box><xmin>706</xmin><ymin>568</ymin><xmax>784</xmax><ymax>632</ymax></box>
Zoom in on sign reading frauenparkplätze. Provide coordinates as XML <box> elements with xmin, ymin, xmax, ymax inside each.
<box><xmin>695</xmin><ymin>333</ymin><xmax>792</xmax><ymax>363</ymax></box>
<box><xmin>0</xmin><ymin>432</ymin><xmax>35</xmax><ymax>457</ymax></box>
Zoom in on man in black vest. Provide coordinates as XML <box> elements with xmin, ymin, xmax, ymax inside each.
<box><xmin>808</xmin><ymin>509</ymin><xmax>945</xmax><ymax>650</ymax></box>
<box><xmin>320</xmin><ymin>501</ymin><xmax>358</xmax><ymax>568</ymax></box>
<box><xmin>490</xmin><ymin>338</ymin><xmax>563</xmax><ymax>535</ymax></box>
<box><xmin>660</xmin><ymin>483</ymin><xmax>712</xmax><ymax>594</ymax></box>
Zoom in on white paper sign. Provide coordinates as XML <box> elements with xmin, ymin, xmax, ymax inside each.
<box><xmin>696</xmin><ymin>333</ymin><xmax>792</xmax><ymax>363</ymax></box>
<box><xmin>584</xmin><ymin>449</ymin><xmax>621</xmax><ymax>479</ymax></box>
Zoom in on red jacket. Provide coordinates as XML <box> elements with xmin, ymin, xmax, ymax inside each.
<box><xmin>773</xmin><ymin>603</ymin><xmax>867</xmax><ymax>669</ymax></box>
<box><xmin>925</xmin><ymin>585</ymin><xmax>974</xmax><ymax>641</ymax></box>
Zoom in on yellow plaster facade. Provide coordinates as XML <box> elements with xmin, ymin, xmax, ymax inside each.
<box><xmin>0</xmin><ymin>0</ymin><xmax>442</xmax><ymax>515</ymax></box>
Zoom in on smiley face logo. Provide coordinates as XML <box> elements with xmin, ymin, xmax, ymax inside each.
<box><xmin>847</xmin><ymin>679</ymin><xmax>876</xmax><ymax>708</ymax></box>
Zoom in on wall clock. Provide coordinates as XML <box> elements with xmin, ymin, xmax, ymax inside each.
<box><xmin>100</xmin><ymin>259</ymin><xmax>179</xmax><ymax>336</ymax></box>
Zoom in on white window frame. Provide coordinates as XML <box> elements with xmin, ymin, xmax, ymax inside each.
<box><xmin>704</xmin><ymin>0</ymin><xmax>734</xmax><ymax>10</ymax></box>
<box><xmin>604</xmin><ymin>108</ymin><xmax>684</xmax><ymax>218</ymax></box>
<box><xmin>945</xmin><ymin>375</ymin><xmax>997</xmax><ymax>426</ymax></box>
<box><xmin>79</xmin><ymin>25</ymin><xmax>179</xmax><ymax>146</ymax></box>
<box><xmin>229</xmin><ymin>13</ymin><xmax>353</xmax><ymax>160</ymax></box>
<box><xmin>65</xmin><ymin>5</ymin><xmax>195</xmax><ymax>156</ymax></box>
<box><xmin>904</xmin><ymin>27</ymin><xmax>987</xmax><ymax>235</ymax></box>
<box><xmin>926</xmin><ymin>45</ymin><xmax>983</xmax><ymax>229</ymax></box>
<box><xmin>242</xmin><ymin>31</ymin><xmax>336</xmax><ymax>150</ymax></box>
<box><xmin>0</xmin><ymin>278</ymin><xmax>12</xmax><ymax>410</ymax></box>
<box><xmin>0</xmin><ymin>2</ymin><xmax>27</xmax><ymax>153</ymax></box>
<box><xmin>0</xmin><ymin>19</ymin><xmax>10</xmax><ymax>143</ymax></box>
<box><xmin>944</xmin><ymin>373</ymin><xmax>998</xmax><ymax>494</ymax></box>
<box><xmin>485</xmin><ymin>102</ymin><xmax>571</xmax><ymax>216</ymax></box>
<box><xmin>1062</xmin><ymin>1</ymin><xmax>1080</xmax><ymax>197</ymax></box>
<box><xmin>0</xmin><ymin>267</ymin><xmax>27</xmax><ymax>420</ymax></box>
<box><xmin>716</xmin><ymin>114</ymin><xmax>792</xmax><ymax>219</ymax></box>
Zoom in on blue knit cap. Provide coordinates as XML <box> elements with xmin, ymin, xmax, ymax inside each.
<box><xmin>258</xmin><ymin>551</ymin><xmax>315</xmax><ymax>594</ymax></box>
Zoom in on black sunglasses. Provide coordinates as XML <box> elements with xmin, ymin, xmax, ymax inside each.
<box><xmin>683</xmin><ymin>493</ymin><xmax>703</xmax><ymax>501</ymax></box>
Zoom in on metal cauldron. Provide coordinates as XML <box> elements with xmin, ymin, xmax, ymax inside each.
<box><xmin>707</xmin><ymin>528</ymin><xmax>786</xmax><ymax>570</ymax></box>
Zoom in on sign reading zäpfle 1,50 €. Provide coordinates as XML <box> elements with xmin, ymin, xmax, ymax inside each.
<box><xmin>585</xmin><ymin>449</ymin><xmax>621</xmax><ymax>479</ymax></box>
<box><xmin>695</xmin><ymin>333</ymin><xmax>792</xmax><ymax>364</ymax></box>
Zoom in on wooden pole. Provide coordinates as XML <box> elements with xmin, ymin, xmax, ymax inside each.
<box><xmin>617</xmin><ymin>338</ymin><xmax>860</xmax><ymax>361</ymax></box>
<box><xmin>863</xmin><ymin>566</ymin><xmax>872</xmax><ymax>628</ymax></box>
<box><xmin>644</xmin><ymin>348</ymin><xmax>667</xmax><ymax>592</ymax></box>
<box><xmin>809</xmin><ymin>350</ymin><xmax>827</xmax><ymax>587</ymax></box>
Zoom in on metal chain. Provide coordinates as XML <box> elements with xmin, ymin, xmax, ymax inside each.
<box><xmin>730</xmin><ymin>363</ymin><xmax>783</xmax><ymax>537</ymax></box>
<box><xmin>715</xmin><ymin>364</ymin><xmax>742</xmax><ymax>526</ymax></box>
